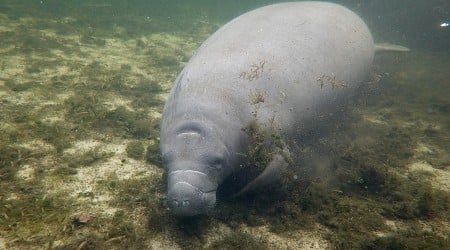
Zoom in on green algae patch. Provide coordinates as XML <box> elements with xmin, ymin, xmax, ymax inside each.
<box><xmin>0</xmin><ymin>183</ymin><xmax>73</xmax><ymax>249</ymax></box>
<box><xmin>104</xmin><ymin>106</ymin><xmax>158</xmax><ymax>139</ymax></box>
<box><xmin>241</xmin><ymin>120</ymin><xmax>282</xmax><ymax>167</ymax></box>
<box><xmin>64</xmin><ymin>146</ymin><xmax>114</xmax><ymax>168</ymax></box>
<box><xmin>363</xmin><ymin>228</ymin><xmax>450</xmax><ymax>250</ymax></box>
<box><xmin>123</xmin><ymin>80</ymin><xmax>164</xmax><ymax>109</ymax></box>
<box><xmin>0</xmin><ymin>144</ymin><xmax>31</xmax><ymax>181</ymax></box>
<box><xmin>5</xmin><ymin>79</ymin><xmax>40</xmax><ymax>92</ymax></box>
<box><xmin>222</xmin><ymin>120</ymin><xmax>289</xmax><ymax>196</ymax></box>
<box><xmin>50</xmin><ymin>210</ymin><xmax>148</xmax><ymax>250</ymax></box>
<box><xmin>64</xmin><ymin>91</ymin><xmax>159</xmax><ymax>139</ymax></box>
<box><xmin>126</xmin><ymin>141</ymin><xmax>145</xmax><ymax>160</ymax></box>
<box><xmin>145</xmin><ymin>142</ymin><xmax>162</xmax><ymax>167</ymax></box>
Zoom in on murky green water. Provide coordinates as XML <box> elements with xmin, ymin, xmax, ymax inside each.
<box><xmin>0</xmin><ymin>1</ymin><xmax>448</xmax><ymax>249</ymax></box>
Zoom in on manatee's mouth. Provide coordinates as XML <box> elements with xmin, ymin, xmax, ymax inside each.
<box><xmin>166</xmin><ymin>170</ymin><xmax>218</xmax><ymax>216</ymax></box>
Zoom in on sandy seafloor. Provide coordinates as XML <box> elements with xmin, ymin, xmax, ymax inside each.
<box><xmin>0</xmin><ymin>1</ymin><xmax>449</xmax><ymax>249</ymax></box>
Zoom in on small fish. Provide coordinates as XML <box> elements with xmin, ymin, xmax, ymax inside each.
<box><xmin>440</xmin><ymin>22</ymin><xmax>449</xmax><ymax>27</ymax></box>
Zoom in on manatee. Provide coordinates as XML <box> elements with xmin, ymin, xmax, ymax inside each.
<box><xmin>160</xmin><ymin>1</ymin><xmax>408</xmax><ymax>216</ymax></box>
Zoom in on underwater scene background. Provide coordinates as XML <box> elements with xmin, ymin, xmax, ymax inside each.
<box><xmin>0</xmin><ymin>0</ymin><xmax>449</xmax><ymax>249</ymax></box>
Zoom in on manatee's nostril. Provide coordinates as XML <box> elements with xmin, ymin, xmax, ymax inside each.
<box><xmin>170</xmin><ymin>199</ymin><xmax>190</xmax><ymax>208</ymax></box>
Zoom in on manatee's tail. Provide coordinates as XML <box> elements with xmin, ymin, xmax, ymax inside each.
<box><xmin>375</xmin><ymin>43</ymin><xmax>410</xmax><ymax>52</ymax></box>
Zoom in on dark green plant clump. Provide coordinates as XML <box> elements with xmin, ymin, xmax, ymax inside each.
<box><xmin>63</xmin><ymin>146</ymin><xmax>114</xmax><ymax>168</ymax></box>
<box><xmin>5</xmin><ymin>79</ymin><xmax>40</xmax><ymax>92</ymax></box>
<box><xmin>241</xmin><ymin>120</ymin><xmax>284</xmax><ymax>168</ymax></box>
<box><xmin>146</xmin><ymin>142</ymin><xmax>162</xmax><ymax>167</ymax></box>
<box><xmin>64</xmin><ymin>92</ymin><xmax>159</xmax><ymax>139</ymax></box>
<box><xmin>222</xmin><ymin>120</ymin><xmax>287</xmax><ymax>195</ymax></box>
<box><xmin>33</xmin><ymin>121</ymin><xmax>73</xmax><ymax>154</ymax></box>
<box><xmin>0</xmin><ymin>144</ymin><xmax>30</xmax><ymax>181</ymax></box>
<box><xmin>362</xmin><ymin>228</ymin><xmax>450</xmax><ymax>250</ymax></box>
<box><xmin>103</xmin><ymin>106</ymin><xmax>157</xmax><ymax>138</ymax></box>
<box><xmin>126</xmin><ymin>141</ymin><xmax>145</xmax><ymax>160</ymax></box>
<box><xmin>0</xmin><ymin>183</ymin><xmax>72</xmax><ymax>248</ymax></box>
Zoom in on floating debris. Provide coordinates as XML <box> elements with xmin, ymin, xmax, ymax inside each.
<box><xmin>439</xmin><ymin>21</ymin><xmax>449</xmax><ymax>27</ymax></box>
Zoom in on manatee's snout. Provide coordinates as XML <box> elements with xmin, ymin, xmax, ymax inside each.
<box><xmin>167</xmin><ymin>182</ymin><xmax>216</xmax><ymax>216</ymax></box>
<box><xmin>166</xmin><ymin>170</ymin><xmax>217</xmax><ymax>216</ymax></box>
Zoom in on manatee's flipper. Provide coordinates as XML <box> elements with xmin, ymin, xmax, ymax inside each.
<box><xmin>375</xmin><ymin>43</ymin><xmax>410</xmax><ymax>52</ymax></box>
<box><xmin>233</xmin><ymin>154</ymin><xmax>289</xmax><ymax>197</ymax></box>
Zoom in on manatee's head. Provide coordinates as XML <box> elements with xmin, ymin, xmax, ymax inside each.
<box><xmin>166</xmin><ymin>168</ymin><xmax>218</xmax><ymax>216</ymax></box>
<box><xmin>162</xmin><ymin>121</ymin><xmax>232</xmax><ymax>216</ymax></box>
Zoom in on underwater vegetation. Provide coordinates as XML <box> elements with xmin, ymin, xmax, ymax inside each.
<box><xmin>0</xmin><ymin>1</ymin><xmax>449</xmax><ymax>249</ymax></box>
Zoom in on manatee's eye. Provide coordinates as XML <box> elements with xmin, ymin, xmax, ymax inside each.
<box><xmin>208</xmin><ymin>156</ymin><xmax>224</xmax><ymax>170</ymax></box>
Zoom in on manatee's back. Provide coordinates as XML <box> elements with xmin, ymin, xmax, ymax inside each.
<box><xmin>162</xmin><ymin>1</ymin><xmax>374</xmax><ymax>140</ymax></box>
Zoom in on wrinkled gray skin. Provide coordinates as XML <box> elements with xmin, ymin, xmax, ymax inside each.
<box><xmin>160</xmin><ymin>2</ymin><xmax>375</xmax><ymax>216</ymax></box>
